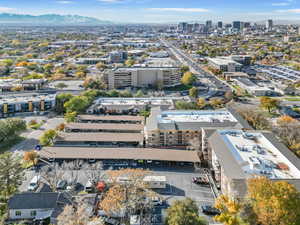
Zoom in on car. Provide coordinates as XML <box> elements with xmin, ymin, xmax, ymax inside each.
<box><xmin>192</xmin><ymin>176</ymin><xmax>209</xmax><ymax>185</ymax></box>
<box><xmin>27</xmin><ymin>175</ymin><xmax>40</xmax><ymax>191</ymax></box>
<box><xmin>56</xmin><ymin>180</ymin><xmax>67</xmax><ymax>190</ymax></box>
<box><xmin>201</xmin><ymin>205</ymin><xmax>220</xmax><ymax>215</ymax></box>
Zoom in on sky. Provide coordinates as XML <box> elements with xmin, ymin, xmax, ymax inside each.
<box><xmin>0</xmin><ymin>0</ymin><xmax>300</xmax><ymax>23</ymax></box>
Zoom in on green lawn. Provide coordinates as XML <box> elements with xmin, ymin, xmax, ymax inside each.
<box><xmin>0</xmin><ymin>136</ymin><xmax>25</xmax><ymax>153</ymax></box>
<box><xmin>284</xmin><ymin>97</ymin><xmax>300</xmax><ymax>101</ymax></box>
<box><xmin>164</xmin><ymin>84</ymin><xmax>192</xmax><ymax>91</ymax></box>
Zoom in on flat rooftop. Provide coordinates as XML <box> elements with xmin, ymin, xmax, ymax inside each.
<box><xmin>66</xmin><ymin>123</ymin><xmax>143</xmax><ymax>131</ymax></box>
<box><xmin>56</xmin><ymin>132</ymin><xmax>144</xmax><ymax>142</ymax></box>
<box><xmin>113</xmin><ymin>67</ymin><xmax>179</xmax><ymax>72</ymax></box>
<box><xmin>212</xmin><ymin>130</ymin><xmax>300</xmax><ymax>180</ymax></box>
<box><xmin>39</xmin><ymin>147</ymin><xmax>199</xmax><ymax>162</ymax></box>
<box><xmin>77</xmin><ymin>115</ymin><xmax>144</xmax><ymax>122</ymax></box>
<box><xmin>158</xmin><ymin>110</ymin><xmax>238</xmax><ymax>123</ymax></box>
<box><xmin>94</xmin><ymin>97</ymin><xmax>183</xmax><ymax>106</ymax></box>
<box><xmin>0</xmin><ymin>94</ymin><xmax>56</xmax><ymax>104</ymax></box>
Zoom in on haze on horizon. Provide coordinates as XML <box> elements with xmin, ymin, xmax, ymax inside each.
<box><xmin>1</xmin><ymin>0</ymin><xmax>300</xmax><ymax>23</ymax></box>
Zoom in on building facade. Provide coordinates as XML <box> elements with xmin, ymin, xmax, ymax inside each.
<box><xmin>104</xmin><ymin>67</ymin><xmax>181</xmax><ymax>89</ymax></box>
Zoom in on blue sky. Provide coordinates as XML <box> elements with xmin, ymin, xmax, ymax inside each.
<box><xmin>0</xmin><ymin>0</ymin><xmax>300</xmax><ymax>23</ymax></box>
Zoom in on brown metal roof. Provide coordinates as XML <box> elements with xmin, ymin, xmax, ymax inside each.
<box><xmin>56</xmin><ymin>132</ymin><xmax>144</xmax><ymax>142</ymax></box>
<box><xmin>77</xmin><ymin>115</ymin><xmax>144</xmax><ymax>122</ymax></box>
<box><xmin>66</xmin><ymin>123</ymin><xmax>143</xmax><ymax>131</ymax></box>
<box><xmin>40</xmin><ymin>147</ymin><xmax>199</xmax><ymax>162</ymax></box>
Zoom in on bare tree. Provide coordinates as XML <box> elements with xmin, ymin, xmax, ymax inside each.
<box><xmin>40</xmin><ymin>163</ymin><xmax>65</xmax><ymax>191</ymax></box>
<box><xmin>82</xmin><ymin>162</ymin><xmax>104</xmax><ymax>186</ymax></box>
<box><xmin>100</xmin><ymin>169</ymin><xmax>159</xmax><ymax>225</ymax></box>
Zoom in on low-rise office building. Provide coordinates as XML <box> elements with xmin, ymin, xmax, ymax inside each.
<box><xmin>208</xmin><ymin>57</ymin><xmax>242</xmax><ymax>72</ymax></box>
<box><xmin>208</xmin><ymin>130</ymin><xmax>300</xmax><ymax>198</ymax></box>
<box><xmin>103</xmin><ymin>67</ymin><xmax>181</xmax><ymax>89</ymax></box>
<box><xmin>87</xmin><ymin>97</ymin><xmax>182</xmax><ymax>115</ymax></box>
<box><xmin>0</xmin><ymin>94</ymin><xmax>56</xmax><ymax>118</ymax></box>
<box><xmin>145</xmin><ymin>107</ymin><xmax>251</xmax><ymax>148</ymax></box>
<box><xmin>232</xmin><ymin>77</ymin><xmax>274</xmax><ymax>96</ymax></box>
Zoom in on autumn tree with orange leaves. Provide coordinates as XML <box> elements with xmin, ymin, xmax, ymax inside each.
<box><xmin>100</xmin><ymin>169</ymin><xmax>159</xmax><ymax>224</ymax></box>
<box><xmin>23</xmin><ymin>151</ymin><xmax>38</xmax><ymax>166</ymax></box>
<box><xmin>247</xmin><ymin>177</ymin><xmax>300</xmax><ymax>225</ymax></box>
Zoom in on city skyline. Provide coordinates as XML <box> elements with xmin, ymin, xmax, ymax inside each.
<box><xmin>0</xmin><ymin>0</ymin><xmax>300</xmax><ymax>23</ymax></box>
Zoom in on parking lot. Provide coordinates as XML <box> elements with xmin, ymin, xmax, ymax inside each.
<box><xmin>21</xmin><ymin>162</ymin><xmax>219</xmax><ymax>224</ymax></box>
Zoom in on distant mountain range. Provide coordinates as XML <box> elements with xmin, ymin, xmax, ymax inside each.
<box><xmin>0</xmin><ymin>13</ymin><xmax>112</xmax><ymax>25</ymax></box>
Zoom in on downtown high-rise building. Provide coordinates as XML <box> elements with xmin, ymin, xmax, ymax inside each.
<box><xmin>266</xmin><ymin>19</ymin><xmax>273</xmax><ymax>31</ymax></box>
<box><xmin>217</xmin><ymin>21</ymin><xmax>223</xmax><ymax>29</ymax></box>
<box><xmin>232</xmin><ymin>21</ymin><xmax>242</xmax><ymax>30</ymax></box>
<box><xmin>206</xmin><ymin>20</ymin><xmax>213</xmax><ymax>28</ymax></box>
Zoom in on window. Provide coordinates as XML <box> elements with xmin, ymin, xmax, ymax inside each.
<box><xmin>15</xmin><ymin>211</ymin><xmax>21</xmax><ymax>216</ymax></box>
<box><xmin>30</xmin><ymin>211</ymin><xmax>37</xmax><ymax>217</ymax></box>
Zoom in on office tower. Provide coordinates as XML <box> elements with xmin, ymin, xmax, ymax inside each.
<box><xmin>194</xmin><ymin>23</ymin><xmax>200</xmax><ymax>32</ymax></box>
<box><xmin>178</xmin><ymin>22</ymin><xmax>188</xmax><ymax>32</ymax></box>
<box><xmin>266</xmin><ymin>19</ymin><xmax>273</xmax><ymax>31</ymax></box>
<box><xmin>206</xmin><ymin>20</ymin><xmax>212</xmax><ymax>28</ymax></box>
<box><xmin>243</xmin><ymin>22</ymin><xmax>251</xmax><ymax>28</ymax></box>
<box><xmin>233</xmin><ymin>21</ymin><xmax>242</xmax><ymax>30</ymax></box>
<box><xmin>217</xmin><ymin>21</ymin><xmax>223</xmax><ymax>29</ymax></box>
<box><xmin>187</xmin><ymin>23</ymin><xmax>193</xmax><ymax>33</ymax></box>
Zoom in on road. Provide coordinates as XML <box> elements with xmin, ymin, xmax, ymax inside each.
<box><xmin>11</xmin><ymin>116</ymin><xmax>64</xmax><ymax>155</ymax></box>
<box><xmin>161</xmin><ymin>39</ymin><xmax>231</xmax><ymax>98</ymax></box>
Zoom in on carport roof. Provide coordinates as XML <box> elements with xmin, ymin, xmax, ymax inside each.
<box><xmin>66</xmin><ymin>123</ymin><xmax>143</xmax><ymax>131</ymax></box>
<box><xmin>56</xmin><ymin>132</ymin><xmax>144</xmax><ymax>142</ymax></box>
<box><xmin>77</xmin><ymin>115</ymin><xmax>144</xmax><ymax>122</ymax></box>
<box><xmin>39</xmin><ymin>147</ymin><xmax>200</xmax><ymax>162</ymax></box>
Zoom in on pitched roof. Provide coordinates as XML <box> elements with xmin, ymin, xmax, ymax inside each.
<box><xmin>40</xmin><ymin>147</ymin><xmax>200</xmax><ymax>162</ymax></box>
<box><xmin>8</xmin><ymin>192</ymin><xmax>59</xmax><ymax>210</ymax></box>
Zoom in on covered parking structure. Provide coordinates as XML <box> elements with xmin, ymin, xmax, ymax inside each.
<box><xmin>54</xmin><ymin>132</ymin><xmax>144</xmax><ymax>147</ymax></box>
<box><xmin>39</xmin><ymin>147</ymin><xmax>200</xmax><ymax>168</ymax></box>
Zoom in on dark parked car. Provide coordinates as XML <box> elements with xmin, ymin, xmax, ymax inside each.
<box><xmin>201</xmin><ymin>205</ymin><xmax>220</xmax><ymax>215</ymax></box>
<box><xmin>56</xmin><ymin>180</ymin><xmax>67</xmax><ymax>190</ymax></box>
<box><xmin>192</xmin><ymin>176</ymin><xmax>209</xmax><ymax>185</ymax></box>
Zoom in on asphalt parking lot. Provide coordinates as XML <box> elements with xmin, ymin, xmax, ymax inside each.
<box><xmin>21</xmin><ymin>163</ymin><xmax>219</xmax><ymax>224</ymax></box>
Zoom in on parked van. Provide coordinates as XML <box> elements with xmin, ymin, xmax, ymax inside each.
<box><xmin>85</xmin><ymin>180</ymin><xmax>93</xmax><ymax>193</ymax></box>
<box><xmin>27</xmin><ymin>175</ymin><xmax>40</xmax><ymax>191</ymax></box>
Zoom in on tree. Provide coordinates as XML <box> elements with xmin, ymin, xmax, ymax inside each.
<box><xmin>55</xmin><ymin>82</ymin><xmax>68</xmax><ymax>89</ymax></box>
<box><xmin>209</xmin><ymin>98</ymin><xmax>224</xmax><ymax>109</ymax></box>
<box><xmin>189</xmin><ymin>87</ymin><xmax>198</xmax><ymax>98</ymax></box>
<box><xmin>197</xmin><ymin>98</ymin><xmax>206</xmax><ymax>109</ymax></box>
<box><xmin>64</xmin><ymin>96</ymin><xmax>90</xmax><ymax>113</ymax></box>
<box><xmin>58</xmin><ymin>200</ymin><xmax>105</xmax><ymax>225</ymax></box>
<box><xmin>166</xmin><ymin>198</ymin><xmax>207</xmax><ymax>225</ymax></box>
<box><xmin>214</xmin><ymin>195</ymin><xmax>248</xmax><ymax>225</ymax></box>
<box><xmin>64</xmin><ymin>111</ymin><xmax>77</xmax><ymax>123</ymax></box>
<box><xmin>277</xmin><ymin>115</ymin><xmax>297</xmax><ymax>125</ymax></box>
<box><xmin>0</xmin><ymin>152</ymin><xmax>24</xmax><ymax>201</ymax></box>
<box><xmin>0</xmin><ymin>118</ymin><xmax>26</xmax><ymax>147</ymax></box>
<box><xmin>180</xmin><ymin>65</ymin><xmax>190</xmax><ymax>73</ymax></box>
<box><xmin>39</xmin><ymin>129</ymin><xmax>57</xmax><ymax>146</ymax></box>
<box><xmin>23</xmin><ymin>151</ymin><xmax>38</xmax><ymax>166</ymax></box>
<box><xmin>134</xmin><ymin>90</ymin><xmax>144</xmax><ymax>97</ymax></box>
<box><xmin>238</xmin><ymin>110</ymin><xmax>270</xmax><ymax>130</ymax></box>
<box><xmin>260</xmin><ymin>96</ymin><xmax>279</xmax><ymax>113</ymax></box>
<box><xmin>125</xmin><ymin>58</ymin><xmax>135</xmax><ymax>67</ymax></box>
<box><xmin>181</xmin><ymin>72</ymin><xmax>197</xmax><ymax>86</ymax></box>
<box><xmin>100</xmin><ymin>169</ymin><xmax>156</xmax><ymax>224</ymax></box>
<box><xmin>225</xmin><ymin>90</ymin><xmax>234</xmax><ymax>101</ymax></box>
<box><xmin>96</xmin><ymin>62</ymin><xmax>107</xmax><ymax>70</ymax></box>
<box><xmin>247</xmin><ymin>177</ymin><xmax>300</xmax><ymax>225</ymax></box>
<box><xmin>56</xmin><ymin>93</ymin><xmax>73</xmax><ymax>114</ymax></box>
